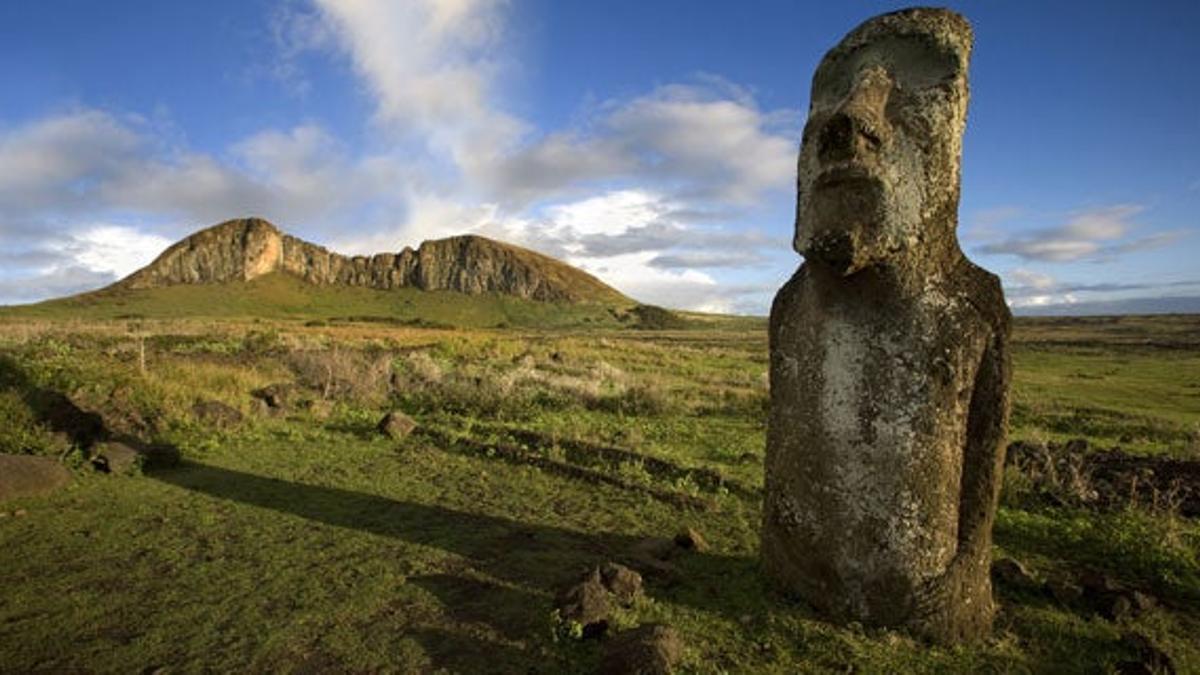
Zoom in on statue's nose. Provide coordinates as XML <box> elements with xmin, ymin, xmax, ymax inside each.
<box><xmin>818</xmin><ymin>67</ymin><xmax>892</xmax><ymax>164</ymax></box>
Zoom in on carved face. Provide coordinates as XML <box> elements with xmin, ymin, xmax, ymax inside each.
<box><xmin>794</xmin><ymin>11</ymin><xmax>972</xmax><ymax>275</ymax></box>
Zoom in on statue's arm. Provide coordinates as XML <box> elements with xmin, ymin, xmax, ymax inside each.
<box><xmin>956</xmin><ymin>323</ymin><xmax>1012</xmax><ymax>557</ymax></box>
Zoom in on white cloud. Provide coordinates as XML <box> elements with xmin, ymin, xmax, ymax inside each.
<box><xmin>63</xmin><ymin>226</ymin><xmax>172</xmax><ymax>278</ymax></box>
<box><xmin>1008</xmin><ymin>268</ymin><xmax>1056</xmax><ymax>291</ymax></box>
<box><xmin>481</xmin><ymin>80</ymin><xmax>797</xmax><ymax>206</ymax></box>
<box><xmin>306</xmin><ymin>0</ymin><xmax>523</xmax><ymax>162</ymax></box>
<box><xmin>978</xmin><ymin>204</ymin><xmax>1186</xmax><ymax>262</ymax></box>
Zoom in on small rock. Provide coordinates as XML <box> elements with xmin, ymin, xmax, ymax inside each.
<box><xmin>93</xmin><ymin>442</ymin><xmax>141</xmax><ymax>475</ymax></box>
<box><xmin>191</xmin><ymin>400</ymin><xmax>243</xmax><ymax>427</ymax></box>
<box><xmin>600</xmin><ymin>562</ymin><xmax>643</xmax><ymax>606</ymax></box>
<box><xmin>377</xmin><ymin>411</ymin><xmax>417</xmax><ymax>439</ymax></box>
<box><xmin>673</xmin><ymin>527</ymin><xmax>708</xmax><ymax>553</ymax></box>
<box><xmin>0</xmin><ymin>455</ymin><xmax>72</xmax><ymax>501</ymax></box>
<box><xmin>600</xmin><ymin>624</ymin><xmax>683</xmax><ymax>675</ymax></box>
<box><xmin>554</xmin><ymin>568</ymin><xmax>611</xmax><ymax>638</ymax></box>
<box><xmin>251</xmin><ymin>383</ymin><xmax>293</xmax><ymax>410</ymax></box>
<box><xmin>1045</xmin><ymin>576</ymin><xmax>1083</xmax><ymax>605</ymax></box>
<box><xmin>991</xmin><ymin>558</ymin><xmax>1037</xmax><ymax>590</ymax></box>
<box><xmin>14</xmin><ymin>509</ymin><xmax>28</xmax><ymax>517</ymax></box>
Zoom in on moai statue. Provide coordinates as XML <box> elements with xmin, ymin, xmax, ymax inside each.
<box><xmin>762</xmin><ymin>8</ymin><xmax>1011</xmax><ymax>644</ymax></box>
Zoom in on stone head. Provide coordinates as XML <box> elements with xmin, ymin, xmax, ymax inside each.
<box><xmin>794</xmin><ymin>8</ymin><xmax>973</xmax><ymax>276</ymax></box>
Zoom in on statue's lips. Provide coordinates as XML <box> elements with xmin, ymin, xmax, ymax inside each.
<box><xmin>813</xmin><ymin>164</ymin><xmax>880</xmax><ymax>190</ymax></box>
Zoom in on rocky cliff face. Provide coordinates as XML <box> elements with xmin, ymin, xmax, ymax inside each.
<box><xmin>116</xmin><ymin>218</ymin><xmax>628</xmax><ymax>305</ymax></box>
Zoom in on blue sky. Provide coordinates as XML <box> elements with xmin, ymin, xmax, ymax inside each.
<box><xmin>1</xmin><ymin>0</ymin><xmax>1197</xmax><ymax>313</ymax></box>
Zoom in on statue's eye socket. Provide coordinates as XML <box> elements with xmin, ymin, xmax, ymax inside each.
<box><xmin>811</xmin><ymin>37</ymin><xmax>960</xmax><ymax>105</ymax></box>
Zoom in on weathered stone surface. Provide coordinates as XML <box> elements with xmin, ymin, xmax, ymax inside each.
<box><xmin>114</xmin><ymin>217</ymin><xmax>626</xmax><ymax>304</ymax></box>
<box><xmin>555</xmin><ymin>567</ymin><xmax>612</xmax><ymax>638</ymax></box>
<box><xmin>377</xmin><ymin>411</ymin><xmax>417</xmax><ymax>440</ymax></box>
<box><xmin>93</xmin><ymin>442</ymin><xmax>141</xmax><ymax>475</ymax></box>
<box><xmin>599</xmin><ymin>562</ymin><xmax>644</xmax><ymax>606</ymax></box>
<box><xmin>251</xmin><ymin>383</ymin><xmax>294</xmax><ymax>410</ymax></box>
<box><xmin>0</xmin><ymin>455</ymin><xmax>71</xmax><ymax>501</ymax></box>
<box><xmin>600</xmin><ymin>624</ymin><xmax>683</xmax><ymax>675</ymax></box>
<box><xmin>763</xmin><ymin>8</ymin><xmax>1011</xmax><ymax>644</ymax></box>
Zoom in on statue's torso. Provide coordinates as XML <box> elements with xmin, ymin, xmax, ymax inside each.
<box><xmin>765</xmin><ymin>263</ymin><xmax>990</xmax><ymax>623</ymax></box>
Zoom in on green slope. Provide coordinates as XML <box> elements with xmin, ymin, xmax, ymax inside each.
<box><xmin>0</xmin><ymin>273</ymin><xmax>635</xmax><ymax>329</ymax></box>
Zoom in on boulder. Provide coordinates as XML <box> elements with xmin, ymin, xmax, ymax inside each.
<box><xmin>0</xmin><ymin>455</ymin><xmax>71</xmax><ymax>501</ymax></box>
<box><xmin>252</xmin><ymin>383</ymin><xmax>294</xmax><ymax>411</ymax></box>
<box><xmin>600</xmin><ymin>562</ymin><xmax>644</xmax><ymax>606</ymax></box>
<box><xmin>377</xmin><ymin>411</ymin><xmax>417</xmax><ymax>440</ymax></box>
<box><xmin>554</xmin><ymin>568</ymin><xmax>612</xmax><ymax>638</ymax></box>
<box><xmin>93</xmin><ymin>442</ymin><xmax>141</xmax><ymax>475</ymax></box>
<box><xmin>600</xmin><ymin>624</ymin><xmax>683</xmax><ymax>675</ymax></box>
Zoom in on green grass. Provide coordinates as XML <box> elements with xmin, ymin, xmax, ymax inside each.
<box><xmin>0</xmin><ymin>314</ymin><xmax>1197</xmax><ymax>672</ymax></box>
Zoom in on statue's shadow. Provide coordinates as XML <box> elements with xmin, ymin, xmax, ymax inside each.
<box><xmin>152</xmin><ymin>461</ymin><xmax>765</xmax><ymax>669</ymax></box>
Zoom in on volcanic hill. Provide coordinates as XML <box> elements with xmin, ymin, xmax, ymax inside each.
<box><xmin>2</xmin><ymin>218</ymin><xmax>673</xmax><ymax>328</ymax></box>
<box><xmin>117</xmin><ymin>217</ymin><xmax>628</xmax><ymax>305</ymax></box>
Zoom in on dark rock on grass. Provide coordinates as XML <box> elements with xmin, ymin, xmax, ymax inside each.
<box><xmin>251</xmin><ymin>383</ymin><xmax>294</xmax><ymax>410</ymax></box>
<box><xmin>192</xmin><ymin>400</ymin><xmax>243</xmax><ymax>427</ymax></box>
<box><xmin>1075</xmin><ymin>569</ymin><xmax>1158</xmax><ymax>621</ymax></box>
<box><xmin>92</xmin><ymin>442</ymin><xmax>142</xmax><ymax>475</ymax></box>
<box><xmin>599</xmin><ymin>562</ymin><xmax>643</xmax><ymax>606</ymax></box>
<box><xmin>992</xmin><ymin>558</ymin><xmax>1038</xmax><ymax>590</ymax></box>
<box><xmin>92</xmin><ymin>441</ymin><xmax>180</xmax><ymax>474</ymax></box>
<box><xmin>1116</xmin><ymin>632</ymin><xmax>1176</xmax><ymax>674</ymax></box>
<box><xmin>377</xmin><ymin>411</ymin><xmax>417</xmax><ymax>439</ymax></box>
<box><xmin>600</xmin><ymin>624</ymin><xmax>683</xmax><ymax>675</ymax></box>
<box><xmin>555</xmin><ymin>567</ymin><xmax>612</xmax><ymax>638</ymax></box>
<box><xmin>673</xmin><ymin>527</ymin><xmax>708</xmax><ymax>553</ymax></box>
<box><xmin>0</xmin><ymin>455</ymin><xmax>71</xmax><ymax>501</ymax></box>
<box><xmin>554</xmin><ymin>562</ymin><xmax>644</xmax><ymax>640</ymax></box>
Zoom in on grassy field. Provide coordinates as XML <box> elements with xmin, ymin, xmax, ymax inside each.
<box><xmin>0</xmin><ymin>312</ymin><xmax>1197</xmax><ymax>673</ymax></box>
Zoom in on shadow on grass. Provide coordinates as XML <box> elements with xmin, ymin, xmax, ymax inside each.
<box><xmin>150</xmin><ymin>460</ymin><xmax>761</xmax><ymax>670</ymax></box>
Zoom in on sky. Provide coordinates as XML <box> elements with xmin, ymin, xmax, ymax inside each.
<box><xmin>0</xmin><ymin>0</ymin><xmax>1197</xmax><ymax>314</ymax></box>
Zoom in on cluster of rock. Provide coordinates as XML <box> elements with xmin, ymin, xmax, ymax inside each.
<box><xmin>0</xmin><ymin>392</ymin><xmax>181</xmax><ymax>502</ymax></box>
<box><xmin>991</xmin><ymin>557</ymin><xmax>1175</xmax><ymax>672</ymax></box>
<box><xmin>550</xmin><ymin>528</ymin><xmax>706</xmax><ymax>673</ymax></box>
<box><xmin>113</xmin><ymin>218</ymin><xmax>625</xmax><ymax>304</ymax></box>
